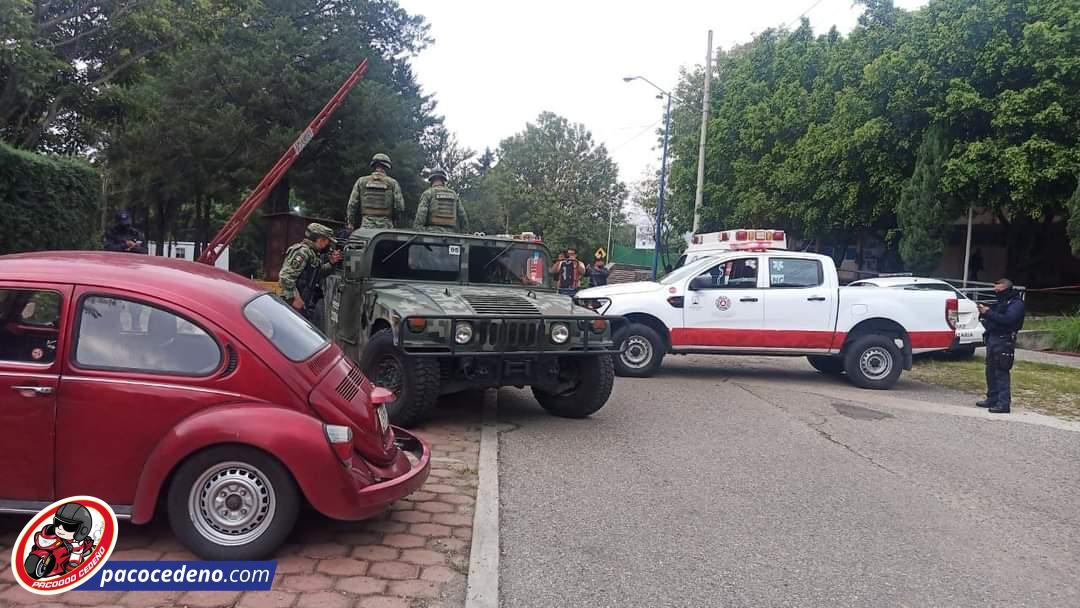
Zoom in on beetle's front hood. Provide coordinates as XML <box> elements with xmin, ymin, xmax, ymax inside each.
<box><xmin>374</xmin><ymin>282</ymin><xmax>595</xmax><ymax>317</ymax></box>
<box><xmin>577</xmin><ymin>281</ymin><xmax>664</xmax><ymax>299</ymax></box>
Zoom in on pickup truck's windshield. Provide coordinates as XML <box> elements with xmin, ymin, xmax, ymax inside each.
<box><xmin>469</xmin><ymin>245</ymin><xmax>550</xmax><ymax>287</ymax></box>
<box><xmin>372</xmin><ymin>240</ymin><xmax>461</xmax><ymax>282</ymax></box>
<box><xmin>660</xmin><ymin>259</ymin><xmax>714</xmax><ymax>285</ymax></box>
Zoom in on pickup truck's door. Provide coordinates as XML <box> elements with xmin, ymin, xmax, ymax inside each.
<box><xmin>677</xmin><ymin>256</ymin><xmax>765</xmax><ymax>347</ymax></box>
<box><xmin>761</xmin><ymin>256</ymin><xmax>835</xmax><ymax>349</ymax></box>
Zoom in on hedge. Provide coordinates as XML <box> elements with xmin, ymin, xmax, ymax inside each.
<box><xmin>0</xmin><ymin>142</ymin><xmax>102</xmax><ymax>255</ymax></box>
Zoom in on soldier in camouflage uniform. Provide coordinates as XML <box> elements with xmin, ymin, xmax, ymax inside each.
<box><xmin>278</xmin><ymin>223</ymin><xmax>342</xmax><ymax>316</ymax></box>
<box><xmin>346</xmin><ymin>153</ymin><xmax>405</xmax><ymax>229</ymax></box>
<box><xmin>414</xmin><ymin>168</ymin><xmax>468</xmax><ymax>233</ymax></box>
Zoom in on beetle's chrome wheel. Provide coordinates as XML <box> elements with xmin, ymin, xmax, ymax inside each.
<box><xmin>621</xmin><ymin>335</ymin><xmax>653</xmax><ymax>369</ymax></box>
<box><xmin>189</xmin><ymin>461</ymin><xmax>276</xmax><ymax>546</ymax></box>
<box><xmin>859</xmin><ymin>347</ymin><xmax>893</xmax><ymax>381</ymax></box>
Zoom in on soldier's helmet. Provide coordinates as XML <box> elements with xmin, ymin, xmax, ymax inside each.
<box><xmin>427</xmin><ymin>168</ymin><xmax>448</xmax><ymax>183</ymax></box>
<box><xmin>370</xmin><ymin>153</ymin><xmax>392</xmax><ymax>170</ymax></box>
<box><xmin>54</xmin><ymin>502</ymin><xmax>94</xmax><ymax>542</ymax></box>
<box><xmin>305</xmin><ymin>223</ymin><xmax>335</xmax><ymax>241</ymax></box>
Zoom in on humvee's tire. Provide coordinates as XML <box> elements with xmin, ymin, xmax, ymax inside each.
<box><xmin>843</xmin><ymin>334</ymin><xmax>902</xmax><ymax>390</ymax></box>
<box><xmin>613</xmin><ymin>322</ymin><xmax>665</xmax><ymax>377</ymax></box>
<box><xmin>360</xmin><ymin>329</ymin><xmax>440</xmax><ymax>427</ymax></box>
<box><xmin>807</xmin><ymin>355</ymin><xmax>844</xmax><ymax>375</ymax></box>
<box><xmin>532</xmin><ymin>355</ymin><xmax>615</xmax><ymax>418</ymax></box>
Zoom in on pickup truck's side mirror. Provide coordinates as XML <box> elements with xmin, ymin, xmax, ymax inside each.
<box><xmin>688</xmin><ymin>276</ymin><xmax>715</xmax><ymax>291</ymax></box>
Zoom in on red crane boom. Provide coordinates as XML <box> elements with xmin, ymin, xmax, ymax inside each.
<box><xmin>197</xmin><ymin>58</ymin><xmax>370</xmax><ymax>265</ymax></box>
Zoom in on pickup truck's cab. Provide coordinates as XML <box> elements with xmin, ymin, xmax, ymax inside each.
<box><xmin>576</xmin><ymin>246</ymin><xmax>958</xmax><ymax>389</ymax></box>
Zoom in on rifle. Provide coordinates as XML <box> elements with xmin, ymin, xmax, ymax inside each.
<box><xmin>297</xmin><ymin>240</ymin><xmax>343</xmax><ymax>323</ymax></box>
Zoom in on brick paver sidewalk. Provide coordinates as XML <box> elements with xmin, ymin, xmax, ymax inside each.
<box><xmin>0</xmin><ymin>397</ymin><xmax>481</xmax><ymax>608</ymax></box>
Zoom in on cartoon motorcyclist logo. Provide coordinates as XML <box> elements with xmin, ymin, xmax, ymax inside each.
<box><xmin>11</xmin><ymin>496</ymin><xmax>118</xmax><ymax>595</ymax></box>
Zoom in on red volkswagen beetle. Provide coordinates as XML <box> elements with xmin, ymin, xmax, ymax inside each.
<box><xmin>0</xmin><ymin>252</ymin><xmax>430</xmax><ymax>559</ymax></box>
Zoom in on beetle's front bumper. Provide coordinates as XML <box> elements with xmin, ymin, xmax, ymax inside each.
<box><xmin>331</xmin><ymin>427</ymin><xmax>431</xmax><ymax>521</ymax></box>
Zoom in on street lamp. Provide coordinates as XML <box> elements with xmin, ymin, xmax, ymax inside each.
<box><xmin>624</xmin><ymin>75</ymin><xmax>672</xmax><ymax>279</ymax></box>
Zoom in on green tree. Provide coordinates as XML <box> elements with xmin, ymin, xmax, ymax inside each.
<box><xmin>484</xmin><ymin>112</ymin><xmax>627</xmax><ymax>254</ymax></box>
<box><xmin>896</xmin><ymin>127</ymin><xmax>953</xmax><ymax>273</ymax></box>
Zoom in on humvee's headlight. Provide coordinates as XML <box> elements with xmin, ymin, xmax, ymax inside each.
<box><xmin>454</xmin><ymin>321</ymin><xmax>474</xmax><ymax>344</ymax></box>
<box><xmin>550</xmin><ymin>322</ymin><xmax>570</xmax><ymax>344</ymax></box>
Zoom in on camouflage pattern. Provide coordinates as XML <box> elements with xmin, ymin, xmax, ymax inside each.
<box><xmin>305</xmin><ymin>222</ymin><xmax>335</xmax><ymax>240</ymax></box>
<box><xmin>414</xmin><ymin>186</ymin><xmax>468</xmax><ymax>233</ymax></box>
<box><xmin>278</xmin><ymin>238</ymin><xmax>334</xmax><ymax>299</ymax></box>
<box><xmin>324</xmin><ymin>228</ymin><xmax>616</xmax><ymax>361</ymax></box>
<box><xmin>346</xmin><ymin>172</ymin><xmax>405</xmax><ymax>228</ymax></box>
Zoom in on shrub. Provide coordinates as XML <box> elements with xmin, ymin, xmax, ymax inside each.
<box><xmin>0</xmin><ymin>142</ymin><xmax>101</xmax><ymax>254</ymax></box>
<box><xmin>1051</xmin><ymin>314</ymin><xmax>1080</xmax><ymax>353</ymax></box>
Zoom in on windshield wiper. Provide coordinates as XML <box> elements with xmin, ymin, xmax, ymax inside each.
<box><xmin>483</xmin><ymin>241</ymin><xmax>519</xmax><ymax>269</ymax></box>
<box><xmin>380</xmin><ymin>234</ymin><xmax>421</xmax><ymax>264</ymax></box>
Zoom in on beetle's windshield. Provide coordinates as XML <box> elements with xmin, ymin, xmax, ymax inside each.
<box><xmin>469</xmin><ymin>244</ymin><xmax>550</xmax><ymax>287</ymax></box>
<box><xmin>244</xmin><ymin>294</ymin><xmax>328</xmax><ymax>361</ymax></box>
<box><xmin>371</xmin><ymin>240</ymin><xmax>461</xmax><ymax>282</ymax></box>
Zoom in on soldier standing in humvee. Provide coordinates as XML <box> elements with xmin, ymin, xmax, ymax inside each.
<box><xmin>414</xmin><ymin>168</ymin><xmax>468</xmax><ymax>233</ymax></box>
<box><xmin>278</xmin><ymin>223</ymin><xmax>341</xmax><ymax>320</ymax></box>
<box><xmin>346</xmin><ymin>153</ymin><xmax>405</xmax><ymax>229</ymax></box>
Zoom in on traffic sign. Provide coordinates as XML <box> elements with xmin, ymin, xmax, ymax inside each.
<box><xmin>594</xmin><ymin>247</ymin><xmax>607</xmax><ymax>259</ymax></box>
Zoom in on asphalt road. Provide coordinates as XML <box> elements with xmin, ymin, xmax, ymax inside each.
<box><xmin>497</xmin><ymin>355</ymin><xmax>1080</xmax><ymax>608</ymax></box>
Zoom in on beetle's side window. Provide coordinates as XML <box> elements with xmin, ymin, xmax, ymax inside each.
<box><xmin>75</xmin><ymin>296</ymin><xmax>221</xmax><ymax>375</ymax></box>
<box><xmin>0</xmin><ymin>288</ymin><xmax>61</xmax><ymax>364</ymax></box>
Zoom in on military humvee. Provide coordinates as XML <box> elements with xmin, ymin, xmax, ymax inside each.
<box><xmin>321</xmin><ymin>228</ymin><xmax>621</xmax><ymax>426</ymax></box>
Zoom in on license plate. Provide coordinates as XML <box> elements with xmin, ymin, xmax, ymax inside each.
<box><xmin>377</xmin><ymin>405</ymin><xmax>390</xmax><ymax>434</ymax></box>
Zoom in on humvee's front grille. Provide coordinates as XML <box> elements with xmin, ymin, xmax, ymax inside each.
<box><xmin>486</xmin><ymin>321</ymin><xmax>542</xmax><ymax>347</ymax></box>
<box><xmin>462</xmin><ymin>294</ymin><xmax>540</xmax><ymax>316</ymax></box>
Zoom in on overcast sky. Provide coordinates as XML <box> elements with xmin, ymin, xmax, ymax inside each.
<box><xmin>398</xmin><ymin>0</ymin><xmax>927</xmax><ymax>187</ymax></box>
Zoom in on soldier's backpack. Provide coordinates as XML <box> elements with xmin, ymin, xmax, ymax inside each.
<box><xmin>429</xmin><ymin>187</ymin><xmax>459</xmax><ymax>227</ymax></box>
<box><xmin>361</xmin><ymin>174</ymin><xmax>392</xmax><ymax>217</ymax></box>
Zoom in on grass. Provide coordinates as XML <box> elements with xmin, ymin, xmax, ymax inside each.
<box><xmin>910</xmin><ymin>357</ymin><xmax>1080</xmax><ymax>420</ymax></box>
<box><xmin>1024</xmin><ymin>313</ymin><xmax>1080</xmax><ymax>352</ymax></box>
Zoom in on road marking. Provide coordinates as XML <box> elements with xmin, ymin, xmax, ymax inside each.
<box><xmin>466</xmin><ymin>389</ymin><xmax>499</xmax><ymax>608</ymax></box>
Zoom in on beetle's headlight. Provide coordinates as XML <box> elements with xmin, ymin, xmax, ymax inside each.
<box><xmin>454</xmin><ymin>321</ymin><xmax>474</xmax><ymax>345</ymax></box>
<box><xmin>550</xmin><ymin>322</ymin><xmax>570</xmax><ymax>344</ymax></box>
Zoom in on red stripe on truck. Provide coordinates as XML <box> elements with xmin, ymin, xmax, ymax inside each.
<box><xmin>671</xmin><ymin>328</ymin><xmax>836</xmax><ymax>349</ymax></box>
<box><xmin>671</xmin><ymin>328</ymin><xmax>955</xmax><ymax>350</ymax></box>
<box><xmin>909</xmin><ymin>331</ymin><xmax>955</xmax><ymax>349</ymax></box>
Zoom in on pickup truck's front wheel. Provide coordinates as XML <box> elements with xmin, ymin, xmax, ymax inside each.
<box><xmin>843</xmin><ymin>335</ymin><xmax>902</xmax><ymax>389</ymax></box>
<box><xmin>533</xmin><ymin>355</ymin><xmax>615</xmax><ymax>418</ymax></box>
<box><xmin>613</xmin><ymin>323</ymin><xmax>665</xmax><ymax>377</ymax></box>
<box><xmin>360</xmin><ymin>329</ymin><xmax>440</xmax><ymax>427</ymax></box>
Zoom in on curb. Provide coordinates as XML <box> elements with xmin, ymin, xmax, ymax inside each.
<box><xmin>465</xmin><ymin>389</ymin><xmax>499</xmax><ymax>608</ymax></box>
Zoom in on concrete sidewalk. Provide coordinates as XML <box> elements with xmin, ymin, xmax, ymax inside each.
<box><xmin>976</xmin><ymin>347</ymin><xmax>1080</xmax><ymax>369</ymax></box>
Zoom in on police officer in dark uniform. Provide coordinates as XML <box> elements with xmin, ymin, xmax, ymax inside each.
<box><xmin>977</xmin><ymin>278</ymin><xmax>1025</xmax><ymax>414</ymax></box>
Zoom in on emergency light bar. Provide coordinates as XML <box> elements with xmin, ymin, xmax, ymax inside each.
<box><xmin>688</xmin><ymin>229</ymin><xmax>788</xmax><ymax>251</ymax></box>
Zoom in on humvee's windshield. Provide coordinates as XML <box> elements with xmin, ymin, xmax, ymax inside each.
<box><xmin>372</xmin><ymin>240</ymin><xmax>461</xmax><ymax>282</ymax></box>
<box><xmin>469</xmin><ymin>244</ymin><xmax>551</xmax><ymax>288</ymax></box>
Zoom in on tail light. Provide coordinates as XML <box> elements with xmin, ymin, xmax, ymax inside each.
<box><xmin>324</xmin><ymin>424</ymin><xmax>353</xmax><ymax>464</ymax></box>
<box><xmin>946</xmin><ymin>298</ymin><xmax>959</xmax><ymax>330</ymax></box>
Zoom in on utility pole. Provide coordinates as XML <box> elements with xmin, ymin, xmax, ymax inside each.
<box><xmin>692</xmin><ymin>30</ymin><xmax>713</xmax><ymax>234</ymax></box>
<box><xmin>962</xmin><ymin>205</ymin><xmax>974</xmax><ymax>288</ymax></box>
<box><xmin>653</xmin><ymin>94</ymin><xmax>672</xmax><ymax>280</ymax></box>
<box><xmin>607</xmin><ymin>202</ymin><xmax>614</xmax><ymax>263</ymax></box>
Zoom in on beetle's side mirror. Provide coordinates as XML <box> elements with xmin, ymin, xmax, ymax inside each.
<box><xmin>688</xmin><ymin>276</ymin><xmax>715</xmax><ymax>291</ymax></box>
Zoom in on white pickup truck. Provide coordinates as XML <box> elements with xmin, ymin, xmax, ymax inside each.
<box><xmin>575</xmin><ymin>245</ymin><xmax>959</xmax><ymax>389</ymax></box>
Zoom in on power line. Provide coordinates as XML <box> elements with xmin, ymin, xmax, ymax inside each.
<box><xmin>784</xmin><ymin>0</ymin><xmax>829</xmax><ymax>30</ymax></box>
<box><xmin>610</xmin><ymin>120</ymin><xmax>662</xmax><ymax>153</ymax></box>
